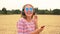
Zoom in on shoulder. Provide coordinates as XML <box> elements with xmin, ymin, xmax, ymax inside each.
<box><xmin>17</xmin><ymin>18</ymin><xmax>26</xmax><ymax>23</ymax></box>
<box><xmin>19</xmin><ymin>18</ymin><xmax>24</xmax><ymax>21</ymax></box>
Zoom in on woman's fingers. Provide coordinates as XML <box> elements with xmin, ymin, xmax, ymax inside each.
<box><xmin>41</xmin><ymin>26</ymin><xmax>45</xmax><ymax>28</ymax></box>
<box><xmin>38</xmin><ymin>26</ymin><xmax>45</xmax><ymax>32</ymax></box>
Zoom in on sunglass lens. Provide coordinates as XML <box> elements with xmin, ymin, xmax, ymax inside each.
<box><xmin>26</xmin><ymin>8</ymin><xmax>28</xmax><ymax>12</ymax></box>
<box><xmin>30</xmin><ymin>8</ymin><xmax>33</xmax><ymax>12</ymax></box>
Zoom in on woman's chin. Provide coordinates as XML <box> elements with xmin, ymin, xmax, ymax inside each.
<box><xmin>27</xmin><ymin>15</ymin><xmax>31</xmax><ymax>17</ymax></box>
<box><xmin>26</xmin><ymin>14</ymin><xmax>33</xmax><ymax>17</ymax></box>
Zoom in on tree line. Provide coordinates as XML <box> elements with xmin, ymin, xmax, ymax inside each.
<box><xmin>0</xmin><ymin>7</ymin><xmax>60</xmax><ymax>15</ymax></box>
<box><xmin>34</xmin><ymin>8</ymin><xmax>60</xmax><ymax>15</ymax></box>
<box><xmin>0</xmin><ymin>8</ymin><xmax>21</xmax><ymax>14</ymax></box>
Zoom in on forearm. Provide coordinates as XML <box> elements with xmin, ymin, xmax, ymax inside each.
<box><xmin>30</xmin><ymin>28</ymin><xmax>43</xmax><ymax>34</ymax></box>
<box><xmin>30</xmin><ymin>29</ymin><xmax>39</xmax><ymax>34</ymax></box>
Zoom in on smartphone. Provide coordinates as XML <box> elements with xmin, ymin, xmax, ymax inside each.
<box><xmin>41</xmin><ymin>26</ymin><xmax>45</xmax><ymax>28</ymax></box>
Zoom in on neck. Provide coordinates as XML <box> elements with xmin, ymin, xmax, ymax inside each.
<box><xmin>26</xmin><ymin>16</ymin><xmax>31</xmax><ymax>22</ymax></box>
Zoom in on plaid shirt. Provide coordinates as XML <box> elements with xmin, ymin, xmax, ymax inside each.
<box><xmin>17</xmin><ymin>18</ymin><xmax>36</xmax><ymax>34</ymax></box>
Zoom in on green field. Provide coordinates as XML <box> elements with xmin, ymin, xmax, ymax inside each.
<box><xmin>0</xmin><ymin>14</ymin><xmax>60</xmax><ymax>34</ymax></box>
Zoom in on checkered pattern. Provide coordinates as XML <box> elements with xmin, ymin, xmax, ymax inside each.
<box><xmin>17</xmin><ymin>18</ymin><xmax>36</xmax><ymax>34</ymax></box>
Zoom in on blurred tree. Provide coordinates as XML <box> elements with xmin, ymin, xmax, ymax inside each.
<box><xmin>38</xmin><ymin>10</ymin><xmax>45</xmax><ymax>14</ymax></box>
<box><xmin>53</xmin><ymin>9</ymin><xmax>60</xmax><ymax>15</ymax></box>
<box><xmin>44</xmin><ymin>9</ymin><xmax>49</xmax><ymax>14</ymax></box>
<box><xmin>14</xmin><ymin>9</ymin><xmax>21</xmax><ymax>14</ymax></box>
<box><xmin>34</xmin><ymin>8</ymin><xmax>38</xmax><ymax>14</ymax></box>
<box><xmin>7</xmin><ymin>10</ymin><xmax>12</xmax><ymax>14</ymax></box>
<box><xmin>2</xmin><ymin>7</ymin><xmax>7</xmax><ymax>14</ymax></box>
<box><xmin>0</xmin><ymin>10</ymin><xmax>2</xmax><ymax>14</ymax></box>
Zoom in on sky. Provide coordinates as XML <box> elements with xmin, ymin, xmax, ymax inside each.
<box><xmin>0</xmin><ymin>0</ymin><xmax>60</xmax><ymax>10</ymax></box>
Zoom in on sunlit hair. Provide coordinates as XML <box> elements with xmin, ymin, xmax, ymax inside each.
<box><xmin>21</xmin><ymin>4</ymin><xmax>35</xmax><ymax>19</ymax></box>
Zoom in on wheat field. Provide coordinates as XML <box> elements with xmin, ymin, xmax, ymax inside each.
<box><xmin>0</xmin><ymin>14</ymin><xmax>60</xmax><ymax>34</ymax></box>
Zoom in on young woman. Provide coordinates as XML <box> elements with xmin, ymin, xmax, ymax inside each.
<box><xmin>17</xmin><ymin>4</ymin><xmax>45</xmax><ymax>34</ymax></box>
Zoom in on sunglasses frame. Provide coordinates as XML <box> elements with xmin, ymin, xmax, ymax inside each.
<box><xmin>25</xmin><ymin>8</ymin><xmax>33</xmax><ymax>12</ymax></box>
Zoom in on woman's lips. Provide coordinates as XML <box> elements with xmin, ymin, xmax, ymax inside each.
<box><xmin>27</xmin><ymin>12</ymin><xmax>32</xmax><ymax>15</ymax></box>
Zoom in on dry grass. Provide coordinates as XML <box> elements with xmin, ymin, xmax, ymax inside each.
<box><xmin>0</xmin><ymin>14</ymin><xmax>60</xmax><ymax>34</ymax></box>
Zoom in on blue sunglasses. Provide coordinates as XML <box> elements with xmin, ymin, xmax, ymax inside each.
<box><xmin>25</xmin><ymin>8</ymin><xmax>33</xmax><ymax>12</ymax></box>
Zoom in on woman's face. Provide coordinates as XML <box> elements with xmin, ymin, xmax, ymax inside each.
<box><xmin>24</xmin><ymin>5</ymin><xmax>33</xmax><ymax>17</ymax></box>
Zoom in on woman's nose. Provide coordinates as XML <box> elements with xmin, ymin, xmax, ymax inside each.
<box><xmin>28</xmin><ymin>9</ymin><xmax>31</xmax><ymax>12</ymax></box>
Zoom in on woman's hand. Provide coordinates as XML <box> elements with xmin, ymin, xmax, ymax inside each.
<box><xmin>35</xmin><ymin>26</ymin><xmax>45</xmax><ymax>34</ymax></box>
<box><xmin>30</xmin><ymin>26</ymin><xmax>45</xmax><ymax>34</ymax></box>
<box><xmin>33</xmin><ymin>15</ymin><xmax>38</xmax><ymax>23</ymax></box>
<box><xmin>39</xmin><ymin>26</ymin><xmax>45</xmax><ymax>32</ymax></box>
